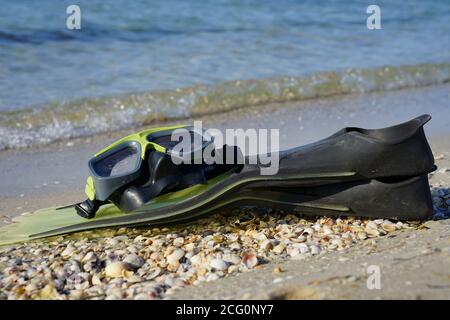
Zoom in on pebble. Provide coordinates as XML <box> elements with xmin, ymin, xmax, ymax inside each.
<box><xmin>273</xmin><ymin>266</ymin><xmax>283</xmax><ymax>273</ymax></box>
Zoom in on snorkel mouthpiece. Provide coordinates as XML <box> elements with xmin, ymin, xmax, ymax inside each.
<box><xmin>75</xmin><ymin>199</ymin><xmax>100</xmax><ymax>219</ymax></box>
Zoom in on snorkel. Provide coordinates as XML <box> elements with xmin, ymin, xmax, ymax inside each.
<box><xmin>70</xmin><ymin>125</ymin><xmax>238</xmax><ymax>219</ymax></box>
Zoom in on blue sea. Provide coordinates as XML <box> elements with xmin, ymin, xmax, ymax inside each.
<box><xmin>0</xmin><ymin>0</ymin><xmax>449</xmax><ymax>149</ymax></box>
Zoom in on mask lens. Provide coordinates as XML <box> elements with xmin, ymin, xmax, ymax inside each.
<box><xmin>92</xmin><ymin>146</ymin><xmax>140</xmax><ymax>177</ymax></box>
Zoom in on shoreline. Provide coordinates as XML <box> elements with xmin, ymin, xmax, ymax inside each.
<box><xmin>1</xmin><ymin>62</ymin><xmax>450</xmax><ymax>151</ymax></box>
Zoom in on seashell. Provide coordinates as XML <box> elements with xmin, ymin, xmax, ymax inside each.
<box><xmin>381</xmin><ymin>221</ymin><xmax>396</xmax><ymax>233</ymax></box>
<box><xmin>134</xmin><ymin>293</ymin><xmax>151</xmax><ymax>300</ymax></box>
<box><xmin>241</xmin><ymin>252</ymin><xmax>258</xmax><ymax>268</ymax></box>
<box><xmin>293</xmin><ymin>243</ymin><xmax>309</xmax><ymax>254</ymax></box>
<box><xmin>123</xmin><ymin>254</ymin><xmax>145</xmax><ymax>269</ymax></box>
<box><xmin>25</xmin><ymin>283</ymin><xmax>38</xmax><ymax>292</ymax></box>
<box><xmin>184</xmin><ymin>243</ymin><xmax>195</xmax><ymax>252</ymax></box>
<box><xmin>105</xmin><ymin>262</ymin><xmax>131</xmax><ymax>278</ymax></box>
<box><xmin>330</xmin><ymin>239</ymin><xmax>343</xmax><ymax>247</ymax></box>
<box><xmin>173</xmin><ymin>237</ymin><xmax>184</xmax><ymax>247</ymax></box>
<box><xmin>289</xmin><ymin>248</ymin><xmax>300</xmax><ymax>257</ymax></box>
<box><xmin>223</xmin><ymin>254</ymin><xmax>241</xmax><ymax>265</ymax></box>
<box><xmin>163</xmin><ymin>246</ymin><xmax>176</xmax><ymax>257</ymax></box>
<box><xmin>114</xmin><ymin>234</ymin><xmax>129</xmax><ymax>241</ymax></box>
<box><xmin>189</xmin><ymin>254</ymin><xmax>202</xmax><ymax>266</ymax></box>
<box><xmin>166</xmin><ymin>248</ymin><xmax>185</xmax><ymax>267</ymax></box>
<box><xmin>197</xmin><ymin>268</ymin><xmax>208</xmax><ymax>276</ymax></box>
<box><xmin>365</xmin><ymin>227</ymin><xmax>380</xmax><ymax>237</ymax></box>
<box><xmin>228</xmin><ymin>265</ymin><xmax>239</xmax><ymax>273</ymax></box>
<box><xmin>91</xmin><ymin>274</ymin><xmax>102</xmax><ymax>285</ymax></box>
<box><xmin>81</xmin><ymin>252</ymin><xmax>97</xmax><ymax>263</ymax></box>
<box><xmin>357</xmin><ymin>232</ymin><xmax>367</xmax><ymax>240</ymax></box>
<box><xmin>273</xmin><ymin>266</ymin><xmax>283</xmax><ymax>273</ymax></box>
<box><xmin>206</xmin><ymin>273</ymin><xmax>220</xmax><ymax>282</ymax></box>
<box><xmin>322</xmin><ymin>226</ymin><xmax>333</xmax><ymax>235</ymax></box>
<box><xmin>309</xmin><ymin>244</ymin><xmax>321</xmax><ymax>255</ymax></box>
<box><xmin>69</xmin><ymin>289</ymin><xmax>84</xmax><ymax>299</ymax></box>
<box><xmin>212</xmin><ymin>235</ymin><xmax>224</xmax><ymax>243</ymax></box>
<box><xmin>272</xmin><ymin>243</ymin><xmax>286</xmax><ymax>254</ymax></box>
<box><xmin>126</xmin><ymin>245</ymin><xmax>138</xmax><ymax>253</ymax></box>
<box><xmin>61</xmin><ymin>246</ymin><xmax>75</xmax><ymax>257</ymax></box>
<box><xmin>127</xmin><ymin>275</ymin><xmax>143</xmax><ymax>283</ymax></box>
<box><xmin>210</xmin><ymin>259</ymin><xmax>228</xmax><ymax>271</ymax></box>
<box><xmin>254</xmin><ymin>232</ymin><xmax>267</xmax><ymax>241</ymax></box>
<box><xmin>260</xmin><ymin>239</ymin><xmax>274</xmax><ymax>251</ymax></box>
<box><xmin>290</xmin><ymin>235</ymin><xmax>306</xmax><ymax>243</ymax></box>
<box><xmin>366</xmin><ymin>221</ymin><xmax>378</xmax><ymax>230</ymax></box>
<box><xmin>106</xmin><ymin>287</ymin><xmax>124</xmax><ymax>300</ymax></box>
<box><xmin>106</xmin><ymin>238</ymin><xmax>119</xmax><ymax>246</ymax></box>
<box><xmin>229</xmin><ymin>242</ymin><xmax>241</xmax><ymax>251</ymax></box>
<box><xmin>114</xmin><ymin>249</ymin><xmax>127</xmax><ymax>256</ymax></box>
<box><xmin>184</xmin><ymin>251</ymin><xmax>194</xmax><ymax>260</ymax></box>
<box><xmin>147</xmin><ymin>267</ymin><xmax>162</xmax><ymax>280</ymax></box>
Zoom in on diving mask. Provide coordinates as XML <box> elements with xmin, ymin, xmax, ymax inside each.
<box><xmin>72</xmin><ymin>125</ymin><xmax>234</xmax><ymax>219</ymax></box>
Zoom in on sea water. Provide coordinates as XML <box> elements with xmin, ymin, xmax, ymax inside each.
<box><xmin>0</xmin><ymin>0</ymin><xmax>449</xmax><ymax>149</ymax></box>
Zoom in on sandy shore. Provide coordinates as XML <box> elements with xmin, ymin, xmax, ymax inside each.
<box><xmin>0</xmin><ymin>84</ymin><xmax>449</xmax><ymax>299</ymax></box>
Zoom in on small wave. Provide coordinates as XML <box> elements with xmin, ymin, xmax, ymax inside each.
<box><xmin>0</xmin><ymin>24</ymin><xmax>263</xmax><ymax>45</ymax></box>
<box><xmin>0</xmin><ymin>62</ymin><xmax>449</xmax><ymax>151</ymax></box>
